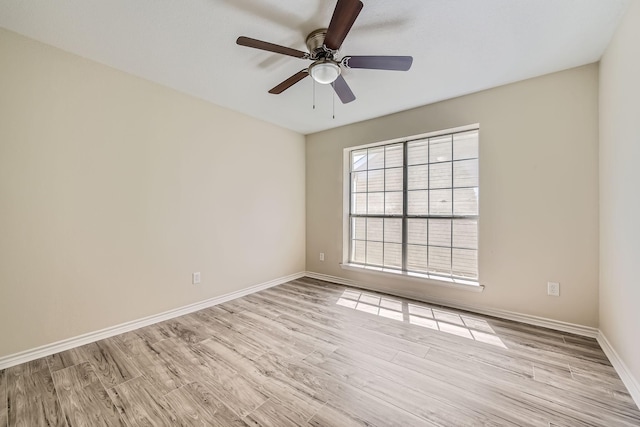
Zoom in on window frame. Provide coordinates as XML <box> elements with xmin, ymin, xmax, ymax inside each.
<box><xmin>341</xmin><ymin>124</ymin><xmax>483</xmax><ymax>291</ymax></box>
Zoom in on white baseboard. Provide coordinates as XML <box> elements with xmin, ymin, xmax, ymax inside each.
<box><xmin>597</xmin><ymin>331</ymin><xmax>640</xmax><ymax>408</ymax></box>
<box><xmin>304</xmin><ymin>271</ymin><xmax>599</xmax><ymax>338</ymax></box>
<box><xmin>0</xmin><ymin>271</ymin><xmax>305</xmax><ymax>370</ymax></box>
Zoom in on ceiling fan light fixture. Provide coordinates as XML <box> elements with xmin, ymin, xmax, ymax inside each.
<box><xmin>236</xmin><ymin>0</ymin><xmax>412</xmax><ymax>102</ymax></box>
<box><xmin>309</xmin><ymin>60</ymin><xmax>341</xmax><ymax>84</ymax></box>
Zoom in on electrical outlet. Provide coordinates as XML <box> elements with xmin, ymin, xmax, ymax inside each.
<box><xmin>192</xmin><ymin>272</ymin><xmax>201</xmax><ymax>285</ymax></box>
<box><xmin>547</xmin><ymin>281</ymin><xmax>560</xmax><ymax>297</ymax></box>
<box><xmin>319</xmin><ymin>253</ymin><xmax>325</xmax><ymax>261</ymax></box>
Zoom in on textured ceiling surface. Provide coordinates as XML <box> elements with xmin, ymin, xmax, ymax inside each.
<box><xmin>0</xmin><ymin>0</ymin><xmax>630</xmax><ymax>134</ymax></box>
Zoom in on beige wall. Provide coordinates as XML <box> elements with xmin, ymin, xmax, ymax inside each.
<box><xmin>0</xmin><ymin>29</ymin><xmax>305</xmax><ymax>358</ymax></box>
<box><xmin>599</xmin><ymin>2</ymin><xmax>640</xmax><ymax>387</ymax></box>
<box><xmin>306</xmin><ymin>64</ymin><xmax>600</xmax><ymax>327</ymax></box>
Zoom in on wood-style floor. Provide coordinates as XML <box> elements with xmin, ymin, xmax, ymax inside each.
<box><xmin>1</xmin><ymin>277</ymin><xmax>639</xmax><ymax>426</ymax></box>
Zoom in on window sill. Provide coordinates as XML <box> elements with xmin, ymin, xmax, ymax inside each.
<box><xmin>339</xmin><ymin>263</ymin><xmax>484</xmax><ymax>293</ymax></box>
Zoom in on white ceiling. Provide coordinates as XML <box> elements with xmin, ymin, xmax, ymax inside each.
<box><xmin>0</xmin><ymin>0</ymin><xmax>630</xmax><ymax>134</ymax></box>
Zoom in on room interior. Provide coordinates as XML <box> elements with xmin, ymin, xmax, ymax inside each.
<box><xmin>0</xmin><ymin>0</ymin><xmax>639</xmax><ymax>425</ymax></box>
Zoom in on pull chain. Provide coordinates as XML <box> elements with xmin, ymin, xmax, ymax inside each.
<box><xmin>312</xmin><ymin>79</ymin><xmax>316</xmax><ymax>110</ymax></box>
<box><xmin>332</xmin><ymin>87</ymin><xmax>335</xmax><ymax>119</ymax></box>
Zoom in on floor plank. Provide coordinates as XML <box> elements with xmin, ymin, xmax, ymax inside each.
<box><xmin>164</xmin><ymin>382</ymin><xmax>250</xmax><ymax>426</ymax></box>
<box><xmin>0</xmin><ymin>369</ymin><xmax>7</xmax><ymax>427</ymax></box>
<box><xmin>157</xmin><ymin>338</ymin><xmax>271</xmax><ymax>418</ymax></box>
<box><xmin>108</xmin><ymin>376</ymin><xmax>177</xmax><ymax>426</ymax></box>
<box><xmin>6</xmin><ymin>362</ymin><xmax>66</xmax><ymax>426</ymax></box>
<box><xmin>51</xmin><ymin>362</ymin><xmax>125</xmax><ymax>426</ymax></box>
<box><xmin>7</xmin><ymin>358</ymin><xmax>49</xmax><ymax>377</ymax></box>
<box><xmin>47</xmin><ymin>347</ymin><xmax>85</xmax><ymax>373</ymax></box>
<box><xmin>5</xmin><ymin>276</ymin><xmax>640</xmax><ymax>426</ymax></box>
<box><xmin>306</xmin><ymin>372</ymin><xmax>437</xmax><ymax>427</ymax></box>
<box><xmin>80</xmin><ymin>339</ymin><xmax>141</xmax><ymax>389</ymax></box>
<box><xmin>200</xmin><ymin>339</ymin><xmax>325</xmax><ymax>423</ymax></box>
<box><xmin>112</xmin><ymin>333</ymin><xmax>192</xmax><ymax>395</ymax></box>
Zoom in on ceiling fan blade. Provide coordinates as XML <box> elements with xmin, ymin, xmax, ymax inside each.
<box><xmin>331</xmin><ymin>74</ymin><xmax>356</xmax><ymax>104</ymax></box>
<box><xmin>237</xmin><ymin>36</ymin><xmax>309</xmax><ymax>59</ymax></box>
<box><xmin>324</xmin><ymin>0</ymin><xmax>364</xmax><ymax>51</ymax></box>
<box><xmin>343</xmin><ymin>56</ymin><xmax>413</xmax><ymax>71</ymax></box>
<box><xmin>269</xmin><ymin>70</ymin><xmax>309</xmax><ymax>94</ymax></box>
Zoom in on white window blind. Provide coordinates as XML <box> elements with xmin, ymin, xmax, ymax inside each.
<box><xmin>348</xmin><ymin>128</ymin><xmax>479</xmax><ymax>281</ymax></box>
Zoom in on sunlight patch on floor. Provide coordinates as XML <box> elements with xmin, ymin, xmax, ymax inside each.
<box><xmin>337</xmin><ymin>291</ymin><xmax>507</xmax><ymax>349</ymax></box>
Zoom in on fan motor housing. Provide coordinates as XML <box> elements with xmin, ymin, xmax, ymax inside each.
<box><xmin>306</xmin><ymin>29</ymin><xmax>330</xmax><ymax>57</ymax></box>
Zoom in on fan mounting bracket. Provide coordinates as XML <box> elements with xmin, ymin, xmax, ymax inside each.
<box><xmin>306</xmin><ymin>28</ymin><xmax>338</xmax><ymax>60</ymax></box>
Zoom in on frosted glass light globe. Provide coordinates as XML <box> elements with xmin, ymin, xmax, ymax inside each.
<box><xmin>309</xmin><ymin>60</ymin><xmax>341</xmax><ymax>84</ymax></box>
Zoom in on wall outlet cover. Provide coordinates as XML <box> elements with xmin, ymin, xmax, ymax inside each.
<box><xmin>547</xmin><ymin>281</ymin><xmax>560</xmax><ymax>297</ymax></box>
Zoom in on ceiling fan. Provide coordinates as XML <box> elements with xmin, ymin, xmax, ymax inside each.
<box><xmin>236</xmin><ymin>0</ymin><xmax>413</xmax><ymax>104</ymax></box>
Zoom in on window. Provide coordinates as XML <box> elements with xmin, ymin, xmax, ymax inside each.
<box><xmin>346</xmin><ymin>127</ymin><xmax>479</xmax><ymax>283</ymax></box>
